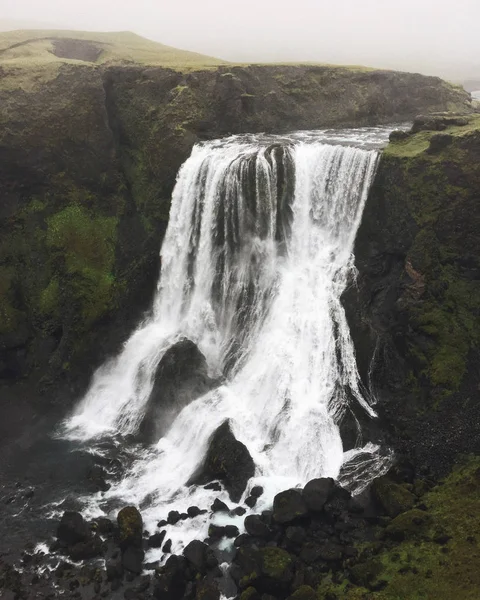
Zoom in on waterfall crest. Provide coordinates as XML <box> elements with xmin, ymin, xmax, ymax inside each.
<box><xmin>62</xmin><ymin>128</ymin><xmax>393</xmax><ymax>556</ymax></box>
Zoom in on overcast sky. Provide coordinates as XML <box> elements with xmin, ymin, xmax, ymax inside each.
<box><xmin>2</xmin><ymin>0</ymin><xmax>478</xmax><ymax>79</ymax></box>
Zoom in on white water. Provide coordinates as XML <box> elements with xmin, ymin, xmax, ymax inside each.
<box><xmin>62</xmin><ymin>128</ymin><xmax>393</xmax><ymax>558</ymax></box>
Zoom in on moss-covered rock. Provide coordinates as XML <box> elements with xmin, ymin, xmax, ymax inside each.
<box><xmin>117</xmin><ymin>506</ymin><xmax>143</xmax><ymax>550</ymax></box>
<box><xmin>383</xmin><ymin>509</ymin><xmax>432</xmax><ymax>541</ymax></box>
<box><xmin>346</xmin><ymin>113</ymin><xmax>480</xmax><ymax>477</ymax></box>
<box><xmin>287</xmin><ymin>584</ymin><xmax>316</xmax><ymax>600</ymax></box>
<box><xmin>372</xmin><ymin>477</ymin><xmax>416</xmax><ymax>518</ymax></box>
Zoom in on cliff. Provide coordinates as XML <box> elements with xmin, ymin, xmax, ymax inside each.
<box><xmin>346</xmin><ymin>113</ymin><xmax>480</xmax><ymax>477</ymax></box>
<box><xmin>0</xmin><ymin>32</ymin><xmax>472</xmax><ymax>396</ymax></box>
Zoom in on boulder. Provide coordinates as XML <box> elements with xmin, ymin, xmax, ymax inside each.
<box><xmin>117</xmin><ymin>506</ymin><xmax>143</xmax><ymax>549</ymax></box>
<box><xmin>273</xmin><ymin>489</ymin><xmax>308</xmax><ymax>524</ymax></box>
<box><xmin>211</xmin><ymin>498</ymin><xmax>229</xmax><ymax>513</ymax></box>
<box><xmin>153</xmin><ymin>555</ymin><xmax>188</xmax><ymax>600</ymax></box>
<box><xmin>57</xmin><ymin>511</ymin><xmax>91</xmax><ymax>546</ymax></box>
<box><xmin>148</xmin><ymin>531</ymin><xmax>166</xmax><ymax>548</ymax></box>
<box><xmin>122</xmin><ymin>546</ymin><xmax>145</xmax><ymax>575</ymax></box>
<box><xmin>287</xmin><ymin>585</ymin><xmax>317</xmax><ymax>600</ymax></box>
<box><xmin>68</xmin><ymin>536</ymin><xmax>104</xmax><ymax>561</ymax></box>
<box><xmin>244</xmin><ymin>515</ymin><xmax>270</xmax><ymax>538</ymax></box>
<box><xmin>193</xmin><ymin>420</ymin><xmax>255</xmax><ymax>502</ymax></box>
<box><xmin>302</xmin><ymin>478</ymin><xmax>334</xmax><ymax>512</ymax></box>
<box><xmin>383</xmin><ymin>509</ymin><xmax>432</xmax><ymax>541</ymax></box>
<box><xmin>183</xmin><ymin>540</ymin><xmax>209</xmax><ymax>573</ymax></box>
<box><xmin>372</xmin><ymin>477</ymin><xmax>416</xmax><ymax>518</ymax></box>
<box><xmin>138</xmin><ymin>339</ymin><xmax>217</xmax><ymax>443</ymax></box>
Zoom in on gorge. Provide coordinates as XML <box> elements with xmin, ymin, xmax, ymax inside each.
<box><xmin>1</xmin><ymin>29</ymin><xmax>480</xmax><ymax>600</ymax></box>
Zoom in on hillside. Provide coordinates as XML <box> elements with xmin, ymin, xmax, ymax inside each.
<box><xmin>0</xmin><ymin>29</ymin><xmax>224</xmax><ymax>69</ymax></box>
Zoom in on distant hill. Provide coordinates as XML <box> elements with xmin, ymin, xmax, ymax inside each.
<box><xmin>0</xmin><ymin>29</ymin><xmax>225</xmax><ymax>69</ymax></box>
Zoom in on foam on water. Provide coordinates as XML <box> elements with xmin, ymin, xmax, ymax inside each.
<box><xmin>61</xmin><ymin>128</ymin><xmax>394</xmax><ymax>557</ymax></box>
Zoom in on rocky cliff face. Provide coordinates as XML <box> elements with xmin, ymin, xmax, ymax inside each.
<box><xmin>0</xmin><ymin>61</ymin><xmax>471</xmax><ymax>395</ymax></box>
<box><xmin>345</xmin><ymin>114</ymin><xmax>480</xmax><ymax>477</ymax></box>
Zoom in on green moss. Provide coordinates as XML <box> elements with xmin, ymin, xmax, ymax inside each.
<box><xmin>327</xmin><ymin>457</ymin><xmax>480</xmax><ymax>600</ymax></box>
<box><xmin>0</xmin><ymin>266</ymin><xmax>22</xmax><ymax>335</ymax></box>
<box><xmin>372</xmin><ymin>477</ymin><xmax>416</xmax><ymax>518</ymax></box>
<box><xmin>288</xmin><ymin>584</ymin><xmax>316</xmax><ymax>600</ymax></box>
<box><xmin>240</xmin><ymin>587</ymin><xmax>259</xmax><ymax>600</ymax></box>
<box><xmin>46</xmin><ymin>204</ymin><xmax>117</xmax><ymax>325</ymax></box>
<box><xmin>260</xmin><ymin>547</ymin><xmax>293</xmax><ymax>580</ymax></box>
<box><xmin>39</xmin><ymin>279</ymin><xmax>60</xmax><ymax>316</ymax></box>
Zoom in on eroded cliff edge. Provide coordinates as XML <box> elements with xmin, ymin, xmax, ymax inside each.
<box><xmin>346</xmin><ymin>114</ymin><xmax>480</xmax><ymax>477</ymax></box>
<box><xmin>0</xmin><ymin>62</ymin><xmax>471</xmax><ymax>394</ymax></box>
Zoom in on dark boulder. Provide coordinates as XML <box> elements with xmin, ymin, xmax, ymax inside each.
<box><xmin>153</xmin><ymin>555</ymin><xmax>187</xmax><ymax>600</ymax></box>
<box><xmin>244</xmin><ymin>515</ymin><xmax>270</xmax><ymax>538</ymax></box>
<box><xmin>68</xmin><ymin>536</ymin><xmax>104</xmax><ymax>561</ymax></box>
<box><xmin>117</xmin><ymin>506</ymin><xmax>143</xmax><ymax>549</ymax></box>
<box><xmin>208</xmin><ymin>524</ymin><xmax>240</xmax><ymax>540</ymax></box>
<box><xmin>187</xmin><ymin>506</ymin><xmax>203</xmax><ymax>518</ymax></box>
<box><xmin>233</xmin><ymin>546</ymin><xmax>294</xmax><ymax>595</ymax></box>
<box><xmin>192</xmin><ymin>420</ymin><xmax>255</xmax><ymax>502</ymax></box>
<box><xmin>372</xmin><ymin>476</ymin><xmax>416</xmax><ymax>518</ymax></box>
<box><xmin>302</xmin><ymin>478</ymin><xmax>334</xmax><ymax>512</ymax></box>
<box><xmin>250</xmin><ymin>486</ymin><xmax>264</xmax><ymax>498</ymax></box>
<box><xmin>148</xmin><ymin>531</ymin><xmax>166</xmax><ymax>548</ymax></box>
<box><xmin>57</xmin><ymin>511</ymin><xmax>91</xmax><ymax>546</ymax></box>
<box><xmin>211</xmin><ymin>498</ymin><xmax>229</xmax><ymax>513</ymax></box>
<box><xmin>195</xmin><ymin>580</ymin><xmax>220</xmax><ymax>600</ymax></box>
<box><xmin>122</xmin><ymin>546</ymin><xmax>145</xmax><ymax>575</ymax></box>
<box><xmin>92</xmin><ymin>516</ymin><xmax>115</xmax><ymax>536</ymax></box>
<box><xmin>138</xmin><ymin>339</ymin><xmax>217</xmax><ymax>443</ymax></box>
<box><xmin>163</xmin><ymin>539</ymin><xmax>172</xmax><ymax>553</ymax></box>
<box><xmin>183</xmin><ymin>540</ymin><xmax>209</xmax><ymax>573</ymax></box>
<box><xmin>323</xmin><ymin>484</ymin><xmax>352</xmax><ymax>518</ymax></box>
<box><xmin>273</xmin><ymin>489</ymin><xmax>308</xmax><ymax>524</ymax></box>
<box><xmin>167</xmin><ymin>511</ymin><xmax>181</xmax><ymax>525</ymax></box>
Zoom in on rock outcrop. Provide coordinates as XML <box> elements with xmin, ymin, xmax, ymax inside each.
<box><xmin>344</xmin><ymin>113</ymin><xmax>480</xmax><ymax>477</ymax></box>
<box><xmin>0</xmin><ymin>59</ymin><xmax>472</xmax><ymax>396</ymax></box>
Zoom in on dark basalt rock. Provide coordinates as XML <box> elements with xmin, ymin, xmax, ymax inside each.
<box><xmin>302</xmin><ymin>478</ymin><xmax>334</xmax><ymax>512</ymax></box>
<box><xmin>148</xmin><ymin>531</ymin><xmax>166</xmax><ymax>548</ymax></box>
<box><xmin>138</xmin><ymin>339</ymin><xmax>218</xmax><ymax>443</ymax></box>
<box><xmin>117</xmin><ymin>506</ymin><xmax>143</xmax><ymax>549</ymax></box>
<box><xmin>250</xmin><ymin>486</ymin><xmax>264</xmax><ymax>498</ymax></box>
<box><xmin>273</xmin><ymin>489</ymin><xmax>308</xmax><ymax>524</ymax></box>
<box><xmin>192</xmin><ymin>420</ymin><xmax>255</xmax><ymax>502</ymax></box>
<box><xmin>211</xmin><ymin>498</ymin><xmax>229</xmax><ymax>513</ymax></box>
<box><xmin>244</xmin><ymin>515</ymin><xmax>270</xmax><ymax>538</ymax></box>
<box><xmin>183</xmin><ymin>540</ymin><xmax>213</xmax><ymax>574</ymax></box>
<box><xmin>167</xmin><ymin>510</ymin><xmax>181</xmax><ymax>525</ymax></box>
<box><xmin>122</xmin><ymin>546</ymin><xmax>145</xmax><ymax>575</ymax></box>
<box><xmin>57</xmin><ymin>511</ymin><xmax>91</xmax><ymax>546</ymax></box>
<box><xmin>153</xmin><ymin>555</ymin><xmax>187</xmax><ymax>600</ymax></box>
<box><xmin>68</xmin><ymin>536</ymin><xmax>104</xmax><ymax>561</ymax></box>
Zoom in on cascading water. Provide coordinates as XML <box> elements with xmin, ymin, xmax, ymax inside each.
<box><xmin>61</xmin><ymin>127</ymin><xmax>393</xmax><ymax>559</ymax></box>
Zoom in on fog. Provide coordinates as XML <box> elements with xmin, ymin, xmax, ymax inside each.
<box><xmin>2</xmin><ymin>0</ymin><xmax>479</xmax><ymax>80</ymax></box>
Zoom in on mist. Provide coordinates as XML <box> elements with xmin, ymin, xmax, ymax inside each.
<box><xmin>2</xmin><ymin>0</ymin><xmax>479</xmax><ymax>80</ymax></box>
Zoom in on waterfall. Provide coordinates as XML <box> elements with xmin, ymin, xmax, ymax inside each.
<box><xmin>62</xmin><ymin>128</ymin><xmax>393</xmax><ymax>557</ymax></box>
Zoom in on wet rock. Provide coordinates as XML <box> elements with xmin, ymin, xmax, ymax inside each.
<box><xmin>187</xmin><ymin>506</ymin><xmax>203</xmax><ymax>518</ymax></box>
<box><xmin>148</xmin><ymin>531</ymin><xmax>166</xmax><ymax>548</ymax></box>
<box><xmin>273</xmin><ymin>489</ymin><xmax>308</xmax><ymax>524</ymax></box>
<box><xmin>68</xmin><ymin>536</ymin><xmax>104</xmax><ymax>560</ymax></box>
<box><xmin>250</xmin><ymin>486</ymin><xmax>264</xmax><ymax>498</ymax></box>
<box><xmin>233</xmin><ymin>507</ymin><xmax>247</xmax><ymax>516</ymax></box>
<box><xmin>163</xmin><ymin>539</ymin><xmax>172</xmax><ymax>553</ymax></box>
<box><xmin>302</xmin><ymin>478</ymin><xmax>334</xmax><ymax>512</ymax></box>
<box><xmin>209</xmin><ymin>524</ymin><xmax>240</xmax><ymax>540</ymax></box>
<box><xmin>118</xmin><ymin>506</ymin><xmax>143</xmax><ymax>549</ymax></box>
<box><xmin>245</xmin><ymin>496</ymin><xmax>258</xmax><ymax>508</ymax></box>
<box><xmin>57</xmin><ymin>511</ymin><xmax>91</xmax><ymax>546</ymax></box>
<box><xmin>122</xmin><ymin>546</ymin><xmax>145</xmax><ymax>575</ymax></box>
<box><xmin>204</xmin><ymin>482</ymin><xmax>222</xmax><ymax>492</ymax></box>
<box><xmin>106</xmin><ymin>559</ymin><xmax>124</xmax><ymax>581</ymax></box>
<box><xmin>389</xmin><ymin>130</ymin><xmax>410</xmax><ymax>142</ymax></box>
<box><xmin>244</xmin><ymin>515</ymin><xmax>270</xmax><ymax>538</ymax></box>
<box><xmin>167</xmin><ymin>510</ymin><xmax>181</xmax><ymax>525</ymax></box>
<box><xmin>183</xmin><ymin>540</ymin><xmax>209</xmax><ymax>573</ymax></box>
<box><xmin>323</xmin><ymin>484</ymin><xmax>352</xmax><ymax>518</ymax></box>
<box><xmin>193</xmin><ymin>420</ymin><xmax>255</xmax><ymax>502</ymax></box>
<box><xmin>92</xmin><ymin>516</ymin><xmax>115</xmax><ymax>536</ymax></box>
<box><xmin>138</xmin><ymin>339</ymin><xmax>217</xmax><ymax>443</ymax></box>
<box><xmin>240</xmin><ymin>588</ymin><xmax>261</xmax><ymax>600</ymax></box>
<box><xmin>212</xmin><ymin>498</ymin><xmax>229</xmax><ymax>513</ymax></box>
<box><xmin>153</xmin><ymin>555</ymin><xmax>187</xmax><ymax>600</ymax></box>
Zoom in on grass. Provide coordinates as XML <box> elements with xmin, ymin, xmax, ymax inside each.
<box><xmin>385</xmin><ymin>114</ymin><xmax>480</xmax><ymax>158</ymax></box>
<box><xmin>0</xmin><ymin>29</ymin><xmax>225</xmax><ymax>69</ymax></box>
